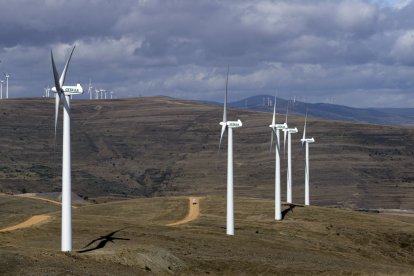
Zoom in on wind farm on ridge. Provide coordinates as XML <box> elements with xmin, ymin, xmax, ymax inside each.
<box><xmin>2</xmin><ymin>1</ymin><xmax>414</xmax><ymax>272</ymax></box>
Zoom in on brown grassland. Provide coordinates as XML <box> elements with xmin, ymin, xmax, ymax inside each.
<box><xmin>0</xmin><ymin>194</ymin><xmax>413</xmax><ymax>275</ymax></box>
<box><xmin>0</xmin><ymin>97</ymin><xmax>414</xmax><ymax>274</ymax></box>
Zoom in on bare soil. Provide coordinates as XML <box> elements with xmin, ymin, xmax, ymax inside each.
<box><xmin>0</xmin><ymin>215</ymin><xmax>51</xmax><ymax>232</ymax></box>
<box><xmin>167</xmin><ymin>196</ymin><xmax>200</xmax><ymax>226</ymax></box>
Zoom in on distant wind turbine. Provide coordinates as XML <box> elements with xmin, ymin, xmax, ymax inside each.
<box><xmin>0</xmin><ymin>79</ymin><xmax>3</xmax><ymax>100</ymax></box>
<box><xmin>300</xmin><ymin>112</ymin><xmax>315</xmax><ymax>206</ymax></box>
<box><xmin>219</xmin><ymin>66</ymin><xmax>242</xmax><ymax>235</ymax></box>
<box><xmin>51</xmin><ymin>45</ymin><xmax>84</xmax><ymax>252</ymax></box>
<box><xmin>269</xmin><ymin>96</ymin><xmax>287</xmax><ymax>220</ymax></box>
<box><xmin>3</xmin><ymin>73</ymin><xmax>9</xmax><ymax>99</ymax></box>
<box><xmin>282</xmin><ymin>102</ymin><xmax>298</xmax><ymax>204</ymax></box>
<box><xmin>87</xmin><ymin>79</ymin><xmax>93</xmax><ymax>100</ymax></box>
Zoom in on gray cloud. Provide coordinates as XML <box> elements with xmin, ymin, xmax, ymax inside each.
<box><xmin>0</xmin><ymin>0</ymin><xmax>414</xmax><ymax>107</ymax></box>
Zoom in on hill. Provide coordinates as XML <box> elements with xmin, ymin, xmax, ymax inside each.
<box><xmin>0</xmin><ymin>97</ymin><xmax>414</xmax><ymax>209</ymax></box>
<box><xmin>0</xmin><ymin>195</ymin><xmax>413</xmax><ymax>275</ymax></box>
<box><xmin>228</xmin><ymin>94</ymin><xmax>414</xmax><ymax>125</ymax></box>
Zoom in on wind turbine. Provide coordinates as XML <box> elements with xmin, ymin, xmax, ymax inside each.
<box><xmin>269</xmin><ymin>96</ymin><xmax>287</xmax><ymax>220</ymax></box>
<box><xmin>87</xmin><ymin>79</ymin><xmax>93</xmax><ymax>100</ymax></box>
<box><xmin>110</xmin><ymin>91</ymin><xmax>114</xmax><ymax>99</ymax></box>
<box><xmin>95</xmin><ymin>89</ymin><xmax>99</xmax><ymax>99</ymax></box>
<box><xmin>50</xmin><ymin>45</ymin><xmax>84</xmax><ymax>252</ymax></box>
<box><xmin>300</xmin><ymin>112</ymin><xmax>315</xmax><ymax>206</ymax></box>
<box><xmin>3</xmin><ymin>73</ymin><xmax>9</xmax><ymax>99</ymax></box>
<box><xmin>219</xmin><ymin>66</ymin><xmax>242</xmax><ymax>235</ymax></box>
<box><xmin>282</xmin><ymin>102</ymin><xmax>298</xmax><ymax>204</ymax></box>
<box><xmin>0</xmin><ymin>79</ymin><xmax>3</xmax><ymax>100</ymax></box>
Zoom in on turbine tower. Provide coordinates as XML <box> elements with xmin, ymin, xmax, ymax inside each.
<box><xmin>0</xmin><ymin>79</ymin><xmax>3</xmax><ymax>100</ymax></box>
<box><xmin>219</xmin><ymin>66</ymin><xmax>242</xmax><ymax>235</ymax></box>
<box><xmin>269</xmin><ymin>96</ymin><xmax>287</xmax><ymax>220</ymax></box>
<box><xmin>51</xmin><ymin>45</ymin><xmax>84</xmax><ymax>252</ymax></box>
<box><xmin>3</xmin><ymin>73</ymin><xmax>9</xmax><ymax>99</ymax></box>
<box><xmin>282</xmin><ymin>103</ymin><xmax>298</xmax><ymax>204</ymax></box>
<box><xmin>300</xmin><ymin>112</ymin><xmax>315</xmax><ymax>206</ymax></box>
<box><xmin>87</xmin><ymin>79</ymin><xmax>93</xmax><ymax>100</ymax></box>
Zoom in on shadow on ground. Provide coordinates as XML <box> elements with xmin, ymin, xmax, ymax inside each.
<box><xmin>77</xmin><ymin>228</ymin><xmax>130</xmax><ymax>253</ymax></box>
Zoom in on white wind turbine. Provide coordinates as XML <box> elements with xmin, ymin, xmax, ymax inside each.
<box><xmin>300</xmin><ymin>112</ymin><xmax>315</xmax><ymax>206</ymax></box>
<box><xmin>219</xmin><ymin>66</ymin><xmax>242</xmax><ymax>235</ymax></box>
<box><xmin>0</xmin><ymin>79</ymin><xmax>3</xmax><ymax>100</ymax></box>
<box><xmin>51</xmin><ymin>45</ymin><xmax>84</xmax><ymax>252</ymax></box>
<box><xmin>3</xmin><ymin>73</ymin><xmax>9</xmax><ymax>99</ymax></box>
<box><xmin>87</xmin><ymin>79</ymin><xmax>93</xmax><ymax>100</ymax></box>
<box><xmin>282</xmin><ymin>102</ymin><xmax>298</xmax><ymax>204</ymax></box>
<box><xmin>269</xmin><ymin>96</ymin><xmax>287</xmax><ymax>220</ymax></box>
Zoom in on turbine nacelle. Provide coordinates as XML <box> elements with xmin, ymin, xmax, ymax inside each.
<box><xmin>285</xmin><ymin>127</ymin><xmax>298</xmax><ymax>134</ymax></box>
<box><xmin>223</xmin><ymin>119</ymin><xmax>242</xmax><ymax>128</ymax></box>
<box><xmin>301</xmin><ymin>137</ymin><xmax>315</xmax><ymax>143</ymax></box>
<box><xmin>269</xmin><ymin>122</ymin><xmax>287</xmax><ymax>130</ymax></box>
<box><xmin>51</xmin><ymin>84</ymin><xmax>84</xmax><ymax>95</ymax></box>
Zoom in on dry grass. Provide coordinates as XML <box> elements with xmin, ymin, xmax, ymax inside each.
<box><xmin>0</xmin><ymin>97</ymin><xmax>414</xmax><ymax>210</ymax></box>
<box><xmin>0</xmin><ymin>195</ymin><xmax>413</xmax><ymax>275</ymax></box>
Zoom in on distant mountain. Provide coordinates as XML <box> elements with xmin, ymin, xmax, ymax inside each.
<box><xmin>227</xmin><ymin>95</ymin><xmax>414</xmax><ymax>126</ymax></box>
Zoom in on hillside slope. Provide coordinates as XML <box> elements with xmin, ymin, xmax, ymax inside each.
<box><xmin>229</xmin><ymin>94</ymin><xmax>414</xmax><ymax>125</ymax></box>
<box><xmin>0</xmin><ymin>97</ymin><xmax>414</xmax><ymax>209</ymax></box>
<box><xmin>0</xmin><ymin>195</ymin><xmax>413</xmax><ymax>275</ymax></box>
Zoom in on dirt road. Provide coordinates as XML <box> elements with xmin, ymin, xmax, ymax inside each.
<box><xmin>0</xmin><ymin>215</ymin><xmax>51</xmax><ymax>232</ymax></box>
<box><xmin>167</xmin><ymin>197</ymin><xmax>200</xmax><ymax>226</ymax></box>
<box><xmin>16</xmin><ymin>194</ymin><xmax>79</xmax><ymax>209</ymax></box>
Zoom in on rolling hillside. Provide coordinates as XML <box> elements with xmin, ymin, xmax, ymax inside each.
<box><xmin>228</xmin><ymin>95</ymin><xmax>414</xmax><ymax>125</ymax></box>
<box><xmin>0</xmin><ymin>97</ymin><xmax>414</xmax><ymax>209</ymax></box>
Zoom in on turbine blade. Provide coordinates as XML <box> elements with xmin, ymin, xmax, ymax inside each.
<box><xmin>270</xmin><ymin>130</ymin><xmax>274</xmax><ymax>152</ymax></box>
<box><xmin>275</xmin><ymin>130</ymin><xmax>280</xmax><ymax>154</ymax></box>
<box><xmin>303</xmin><ymin>111</ymin><xmax>307</xmax><ymax>141</ymax></box>
<box><xmin>223</xmin><ymin>65</ymin><xmax>229</xmax><ymax>123</ymax></box>
<box><xmin>51</xmin><ymin>50</ymin><xmax>61</xmax><ymax>92</ymax></box>
<box><xmin>272</xmin><ymin>96</ymin><xmax>276</xmax><ymax>126</ymax></box>
<box><xmin>219</xmin><ymin>124</ymin><xmax>227</xmax><ymax>150</ymax></box>
<box><xmin>54</xmin><ymin>93</ymin><xmax>60</xmax><ymax>139</ymax></box>
<box><xmin>62</xmin><ymin>93</ymin><xmax>70</xmax><ymax>111</ymax></box>
<box><xmin>285</xmin><ymin>101</ymin><xmax>289</xmax><ymax>125</ymax></box>
<box><xmin>59</xmin><ymin>45</ymin><xmax>76</xmax><ymax>87</ymax></box>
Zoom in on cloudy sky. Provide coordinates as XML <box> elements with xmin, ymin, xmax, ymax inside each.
<box><xmin>0</xmin><ymin>0</ymin><xmax>414</xmax><ymax>107</ymax></box>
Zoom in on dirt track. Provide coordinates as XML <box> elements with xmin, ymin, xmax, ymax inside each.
<box><xmin>0</xmin><ymin>215</ymin><xmax>51</xmax><ymax>232</ymax></box>
<box><xmin>16</xmin><ymin>194</ymin><xmax>79</xmax><ymax>209</ymax></box>
<box><xmin>167</xmin><ymin>197</ymin><xmax>200</xmax><ymax>226</ymax></box>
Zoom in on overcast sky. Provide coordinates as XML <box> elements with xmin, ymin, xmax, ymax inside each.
<box><xmin>0</xmin><ymin>0</ymin><xmax>413</xmax><ymax>107</ymax></box>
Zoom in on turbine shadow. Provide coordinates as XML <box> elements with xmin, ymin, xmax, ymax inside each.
<box><xmin>281</xmin><ymin>204</ymin><xmax>299</xmax><ymax>220</ymax></box>
<box><xmin>77</xmin><ymin>228</ymin><xmax>130</xmax><ymax>253</ymax></box>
